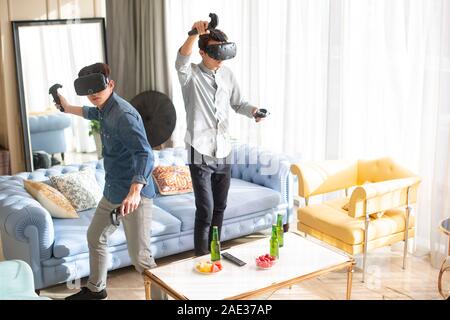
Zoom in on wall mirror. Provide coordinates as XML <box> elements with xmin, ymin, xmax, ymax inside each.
<box><xmin>13</xmin><ymin>18</ymin><xmax>107</xmax><ymax>171</ymax></box>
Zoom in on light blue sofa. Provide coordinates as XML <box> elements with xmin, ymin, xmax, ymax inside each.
<box><xmin>0</xmin><ymin>144</ymin><xmax>293</xmax><ymax>290</ymax></box>
<box><xmin>28</xmin><ymin>113</ymin><xmax>72</xmax><ymax>158</ymax></box>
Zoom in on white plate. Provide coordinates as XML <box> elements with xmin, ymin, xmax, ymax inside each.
<box><xmin>194</xmin><ymin>265</ymin><xmax>222</xmax><ymax>275</ymax></box>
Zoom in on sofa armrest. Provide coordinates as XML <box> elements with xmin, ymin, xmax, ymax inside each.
<box><xmin>348</xmin><ymin>177</ymin><xmax>421</xmax><ymax>218</ymax></box>
<box><xmin>230</xmin><ymin>144</ymin><xmax>293</xmax><ymax>223</ymax></box>
<box><xmin>0</xmin><ymin>176</ymin><xmax>55</xmax><ymax>262</ymax></box>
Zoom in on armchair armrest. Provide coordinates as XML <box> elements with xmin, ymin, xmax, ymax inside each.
<box><xmin>0</xmin><ymin>177</ymin><xmax>55</xmax><ymax>262</ymax></box>
<box><xmin>290</xmin><ymin>160</ymin><xmax>357</xmax><ymax>198</ymax></box>
<box><xmin>348</xmin><ymin>177</ymin><xmax>421</xmax><ymax>218</ymax></box>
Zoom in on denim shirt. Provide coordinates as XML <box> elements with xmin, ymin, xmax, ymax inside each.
<box><xmin>82</xmin><ymin>92</ymin><xmax>156</xmax><ymax>204</ymax></box>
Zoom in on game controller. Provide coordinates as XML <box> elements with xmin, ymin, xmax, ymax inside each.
<box><xmin>49</xmin><ymin>84</ymin><xmax>64</xmax><ymax>112</ymax></box>
<box><xmin>110</xmin><ymin>207</ymin><xmax>122</xmax><ymax>227</ymax></box>
<box><xmin>188</xmin><ymin>13</ymin><xmax>218</xmax><ymax>36</ymax></box>
<box><xmin>254</xmin><ymin>108</ymin><xmax>270</xmax><ymax>119</ymax></box>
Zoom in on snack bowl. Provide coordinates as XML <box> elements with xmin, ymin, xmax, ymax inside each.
<box><xmin>255</xmin><ymin>254</ymin><xmax>276</xmax><ymax>269</ymax></box>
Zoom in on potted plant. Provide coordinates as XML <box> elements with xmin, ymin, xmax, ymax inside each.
<box><xmin>88</xmin><ymin>120</ymin><xmax>102</xmax><ymax>159</ymax></box>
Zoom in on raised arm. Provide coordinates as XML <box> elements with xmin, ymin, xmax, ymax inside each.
<box><xmin>55</xmin><ymin>93</ymin><xmax>100</xmax><ymax>121</ymax></box>
<box><xmin>176</xmin><ymin>21</ymin><xmax>209</xmax><ymax>86</ymax></box>
<box><xmin>180</xmin><ymin>21</ymin><xmax>209</xmax><ymax>56</ymax></box>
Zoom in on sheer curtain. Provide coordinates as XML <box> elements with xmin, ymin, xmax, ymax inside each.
<box><xmin>165</xmin><ymin>0</ymin><xmax>450</xmax><ymax>266</ymax></box>
<box><xmin>166</xmin><ymin>0</ymin><xmax>329</xmax><ymax>161</ymax></box>
<box><xmin>106</xmin><ymin>0</ymin><xmax>171</xmax><ymax>100</ymax></box>
<box><xmin>336</xmin><ymin>0</ymin><xmax>450</xmax><ymax>266</ymax></box>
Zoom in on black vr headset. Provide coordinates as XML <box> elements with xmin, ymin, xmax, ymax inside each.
<box><xmin>205</xmin><ymin>42</ymin><xmax>237</xmax><ymax>61</ymax></box>
<box><xmin>74</xmin><ymin>73</ymin><xmax>109</xmax><ymax>96</ymax></box>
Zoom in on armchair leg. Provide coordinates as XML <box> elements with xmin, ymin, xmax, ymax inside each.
<box><xmin>402</xmin><ymin>206</ymin><xmax>411</xmax><ymax>270</ymax></box>
<box><xmin>362</xmin><ymin>252</ymin><xmax>367</xmax><ymax>283</ymax></box>
<box><xmin>362</xmin><ymin>216</ymin><xmax>370</xmax><ymax>283</ymax></box>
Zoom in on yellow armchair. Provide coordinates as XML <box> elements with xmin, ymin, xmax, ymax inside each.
<box><xmin>291</xmin><ymin>158</ymin><xmax>420</xmax><ymax>282</ymax></box>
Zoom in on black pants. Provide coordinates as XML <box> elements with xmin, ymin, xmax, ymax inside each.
<box><xmin>188</xmin><ymin>147</ymin><xmax>231</xmax><ymax>256</ymax></box>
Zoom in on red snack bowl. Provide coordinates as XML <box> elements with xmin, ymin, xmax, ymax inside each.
<box><xmin>255</xmin><ymin>254</ymin><xmax>276</xmax><ymax>269</ymax></box>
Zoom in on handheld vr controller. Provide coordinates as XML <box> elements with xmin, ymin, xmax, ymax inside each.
<box><xmin>110</xmin><ymin>207</ymin><xmax>121</xmax><ymax>227</ymax></box>
<box><xmin>49</xmin><ymin>84</ymin><xmax>64</xmax><ymax>112</ymax></box>
<box><xmin>254</xmin><ymin>108</ymin><xmax>270</xmax><ymax>119</ymax></box>
<box><xmin>188</xmin><ymin>13</ymin><xmax>237</xmax><ymax>61</ymax></box>
<box><xmin>188</xmin><ymin>13</ymin><xmax>218</xmax><ymax>36</ymax></box>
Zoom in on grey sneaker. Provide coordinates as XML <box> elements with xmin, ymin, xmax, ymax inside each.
<box><xmin>65</xmin><ymin>287</ymin><xmax>107</xmax><ymax>300</ymax></box>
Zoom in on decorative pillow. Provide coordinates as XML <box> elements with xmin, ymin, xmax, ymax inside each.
<box><xmin>342</xmin><ymin>201</ymin><xmax>385</xmax><ymax>218</ymax></box>
<box><xmin>24</xmin><ymin>180</ymin><xmax>79</xmax><ymax>219</ymax></box>
<box><xmin>152</xmin><ymin>166</ymin><xmax>193</xmax><ymax>195</ymax></box>
<box><xmin>49</xmin><ymin>168</ymin><xmax>102</xmax><ymax>211</ymax></box>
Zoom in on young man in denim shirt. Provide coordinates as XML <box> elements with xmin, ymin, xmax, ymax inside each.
<box><xmin>57</xmin><ymin>63</ymin><xmax>165</xmax><ymax>300</ymax></box>
<box><xmin>176</xmin><ymin>21</ymin><xmax>264</xmax><ymax>256</ymax></box>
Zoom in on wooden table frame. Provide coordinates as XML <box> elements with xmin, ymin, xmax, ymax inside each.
<box><xmin>143</xmin><ymin>233</ymin><xmax>356</xmax><ymax>300</ymax></box>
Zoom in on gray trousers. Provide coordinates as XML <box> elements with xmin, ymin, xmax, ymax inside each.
<box><xmin>86</xmin><ymin>196</ymin><xmax>167</xmax><ymax>299</ymax></box>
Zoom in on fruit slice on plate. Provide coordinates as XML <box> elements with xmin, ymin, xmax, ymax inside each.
<box><xmin>194</xmin><ymin>260</ymin><xmax>223</xmax><ymax>274</ymax></box>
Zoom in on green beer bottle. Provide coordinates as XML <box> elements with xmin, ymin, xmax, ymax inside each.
<box><xmin>210</xmin><ymin>226</ymin><xmax>221</xmax><ymax>262</ymax></box>
<box><xmin>269</xmin><ymin>224</ymin><xmax>279</xmax><ymax>259</ymax></box>
<box><xmin>276</xmin><ymin>213</ymin><xmax>284</xmax><ymax>247</ymax></box>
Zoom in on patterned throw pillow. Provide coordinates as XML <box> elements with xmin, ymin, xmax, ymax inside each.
<box><xmin>49</xmin><ymin>168</ymin><xmax>102</xmax><ymax>211</ymax></box>
<box><xmin>152</xmin><ymin>166</ymin><xmax>193</xmax><ymax>195</ymax></box>
<box><xmin>24</xmin><ymin>180</ymin><xmax>79</xmax><ymax>219</ymax></box>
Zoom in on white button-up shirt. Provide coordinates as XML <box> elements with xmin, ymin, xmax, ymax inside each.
<box><xmin>175</xmin><ymin>51</ymin><xmax>255</xmax><ymax>158</ymax></box>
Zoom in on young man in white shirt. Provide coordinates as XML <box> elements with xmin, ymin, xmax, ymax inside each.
<box><xmin>175</xmin><ymin>21</ymin><xmax>264</xmax><ymax>256</ymax></box>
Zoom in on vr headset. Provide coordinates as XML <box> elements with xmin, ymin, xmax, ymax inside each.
<box><xmin>74</xmin><ymin>73</ymin><xmax>109</xmax><ymax>96</ymax></box>
<box><xmin>205</xmin><ymin>42</ymin><xmax>237</xmax><ymax>61</ymax></box>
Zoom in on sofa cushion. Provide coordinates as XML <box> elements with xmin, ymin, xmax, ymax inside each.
<box><xmin>24</xmin><ymin>180</ymin><xmax>79</xmax><ymax>219</ymax></box>
<box><xmin>152</xmin><ymin>166</ymin><xmax>193</xmax><ymax>195</ymax></box>
<box><xmin>50</xmin><ymin>168</ymin><xmax>102</xmax><ymax>211</ymax></box>
<box><xmin>298</xmin><ymin>198</ymin><xmax>415</xmax><ymax>245</ymax></box>
<box><xmin>154</xmin><ymin>178</ymin><xmax>281</xmax><ymax>231</ymax></box>
<box><xmin>52</xmin><ymin>205</ymin><xmax>181</xmax><ymax>258</ymax></box>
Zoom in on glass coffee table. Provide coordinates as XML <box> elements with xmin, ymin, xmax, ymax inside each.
<box><xmin>143</xmin><ymin>232</ymin><xmax>355</xmax><ymax>300</ymax></box>
<box><xmin>438</xmin><ymin>218</ymin><xmax>450</xmax><ymax>299</ymax></box>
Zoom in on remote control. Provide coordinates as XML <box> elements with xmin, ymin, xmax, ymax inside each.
<box><xmin>221</xmin><ymin>252</ymin><xmax>246</xmax><ymax>266</ymax></box>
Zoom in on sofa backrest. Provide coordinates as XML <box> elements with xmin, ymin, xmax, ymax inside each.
<box><xmin>152</xmin><ymin>145</ymin><xmax>292</xmax><ymax>200</ymax></box>
<box><xmin>9</xmin><ymin>144</ymin><xmax>290</xmax><ymax>200</ymax></box>
<box><xmin>357</xmin><ymin>157</ymin><xmax>417</xmax><ymax>184</ymax></box>
<box><xmin>12</xmin><ymin>160</ymin><xmax>105</xmax><ymax>191</ymax></box>
<box><xmin>28</xmin><ymin>113</ymin><xmax>72</xmax><ymax>134</ymax></box>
